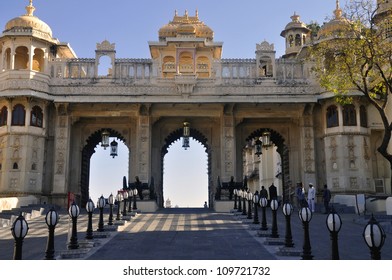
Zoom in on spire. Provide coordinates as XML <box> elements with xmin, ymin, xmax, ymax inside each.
<box><xmin>25</xmin><ymin>0</ymin><xmax>35</xmax><ymax>16</ymax></box>
<box><xmin>195</xmin><ymin>9</ymin><xmax>199</xmax><ymax>19</ymax></box>
<box><xmin>334</xmin><ymin>0</ymin><xmax>343</xmax><ymax>19</ymax></box>
<box><xmin>291</xmin><ymin>12</ymin><xmax>300</xmax><ymax>22</ymax></box>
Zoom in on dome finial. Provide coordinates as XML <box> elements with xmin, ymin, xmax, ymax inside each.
<box><xmin>25</xmin><ymin>0</ymin><xmax>35</xmax><ymax>16</ymax></box>
<box><xmin>334</xmin><ymin>0</ymin><xmax>343</xmax><ymax>19</ymax></box>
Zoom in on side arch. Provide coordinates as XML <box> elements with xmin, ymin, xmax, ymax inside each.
<box><xmin>246</xmin><ymin>128</ymin><xmax>290</xmax><ymax>201</ymax></box>
<box><xmin>80</xmin><ymin>128</ymin><xmax>127</xmax><ymax>206</ymax></box>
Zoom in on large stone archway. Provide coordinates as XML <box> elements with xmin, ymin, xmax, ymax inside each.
<box><xmin>158</xmin><ymin>127</ymin><xmax>212</xmax><ymax>208</ymax></box>
<box><xmin>80</xmin><ymin>128</ymin><xmax>127</xmax><ymax>206</ymax></box>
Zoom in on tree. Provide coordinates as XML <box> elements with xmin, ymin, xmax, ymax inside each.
<box><xmin>309</xmin><ymin>0</ymin><xmax>392</xmax><ymax>193</ymax></box>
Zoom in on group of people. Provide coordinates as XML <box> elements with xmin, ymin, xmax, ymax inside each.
<box><xmin>295</xmin><ymin>182</ymin><xmax>331</xmax><ymax>213</ymax></box>
<box><xmin>258</xmin><ymin>181</ymin><xmax>332</xmax><ymax>213</ymax></box>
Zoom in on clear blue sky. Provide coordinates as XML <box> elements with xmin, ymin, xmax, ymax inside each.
<box><xmin>1</xmin><ymin>0</ymin><xmax>338</xmax><ymax>207</ymax></box>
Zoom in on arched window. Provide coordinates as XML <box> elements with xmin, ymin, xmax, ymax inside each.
<box><xmin>33</xmin><ymin>48</ymin><xmax>45</xmax><ymax>72</ymax></box>
<box><xmin>360</xmin><ymin>105</ymin><xmax>368</xmax><ymax>128</ymax></box>
<box><xmin>11</xmin><ymin>104</ymin><xmax>25</xmax><ymax>126</ymax></box>
<box><xmin>14</xmin><ymin>46</ymin><xmax>29</xmax><ymax>70</ymax></box>
<box><xmin>31</xmin><ymin>106</ymin><xmax>43</xmax><ymax>127</ymax></box>
<box><xmin>295</xmin><ymin>34</ymin><xmax>302</xmax><ymax>46</ymax></box>
<box><xmin>343</xmin><ymin>104</ymin><xmax>357</xmax><ymax>126</ymax></box>
<box><xmin>0</xmin><ymin>106</ymin><xmax>7</xmax><ymax>126</ymax></box>
<box><xmin>326</xmin><ymin>105</ymin><xmax>339</xmax><ymax>128</ymax></box>
<box><xmin>288</xmin><ymin>35</ymin><xmax>294</xmax><ymax>47</ymax></box>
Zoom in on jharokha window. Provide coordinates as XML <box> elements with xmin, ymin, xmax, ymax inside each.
<box><xmin>326</xmin><ymin>105</ymin><xmax>339</xmax><ymax>128</ymax></box>
<box><xmin>343</xmin><ymin>104</ymin><xmax>357</xmax><ymax>126</ymax></box>
<box><xmin>30</xmin><ymin>106</ymin><xmax>43</xmax><ymax>127</ymax></box>
<box><xmin>0</xmin><ymin>106</ymin><xmax>7</xmax><ymax>126</ymax></box>
<box><xmin>11</xmin><ymin>104</ymin><xmax>25</xmax><ymax>126</ymax></box>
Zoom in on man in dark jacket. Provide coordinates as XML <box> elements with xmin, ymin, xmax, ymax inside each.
<box><xmin>269</xmin><ymin>183</ymin><xmax>278</xmax><ymax>201</ymax></box>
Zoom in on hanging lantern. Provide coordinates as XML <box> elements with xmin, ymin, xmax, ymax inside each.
<box><xmin>110</xmin><ymin>139</ymin><xmax>118</xmax><ymax>158</ymax></box>
<box><xmin>183</xmin><ymin>122</ymin><xmax>190</xmax><ymax>137</ymax></box>
<box><xmin>255</xmin><ymin>137</ymin><xmax>262</xmax><ymax>156</ymax></box>
<box><xmin>182</xmin><ymin>122</ymin><xmax>190</xmax><ymax>150</ymax></box>
<box><xmin>262</xmin><ymin>131</ymin><xmax>271</xmax><ymax>149</ymax></box>
<box><xmin>101</xmin><ymin>130</ymin><xmax>110</xmax><ymax>149</ymax></box>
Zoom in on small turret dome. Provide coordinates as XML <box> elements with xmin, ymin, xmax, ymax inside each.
<box><xmin>4</xmin><ymin>0</ymin><xmax>53</xmax><ymax>38</ymax></box>
<box><xmin>317</xmin><ymin>0</ymin><xmax>351</xmax><ymax>39</ymax></box>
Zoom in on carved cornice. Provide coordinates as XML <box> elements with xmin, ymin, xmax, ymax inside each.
<box><xmin>0</xmin><ymin>80</ymin><xmax>50</xmax><ymax>94</ymax></box>
<box><xmin>174</xmin><ymin>74</ymin><xmax>197</xmax><ymax>96</ymax></box>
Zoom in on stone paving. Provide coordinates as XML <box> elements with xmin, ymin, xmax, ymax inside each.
<box><xmin>0</xmin><ymin>206</ymin><xmax>391</xmax><ymax>260</ymax></box>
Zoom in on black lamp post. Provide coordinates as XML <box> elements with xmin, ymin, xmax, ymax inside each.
<box><xmin>247</xmin><ymin>191</ymin><xmax>253</xmax><ymax>219</ymax></box>
<box><xmin>259</xmin><ymin>197</ymin><xmax>268</xmax><ymax>230</ymax></box>
<box><xmin>97</xmin><ymin>195</ymin><xmax>106</xmax><ymax>232</ymax></box>
<box><xmin>68</xmin><ymin>201</ymin><xmax>80</xmax><ymax>249</ymax></box>
<box><xmin>108</xmin><ymin>193</ymin><xmax>114</xmax><ymax>225</ymax></box>
<box><xmin>299</xmin><ymin>206</ymin><xmax>313</xmax><ymax>260</ymax></box>
<box><xmin>116</xmin><ymin>192</ymin><xmax>123</xmax><ymax>220</ymax></box>
<box><xmin>122</xmin><ymin>190</ymin><xmax>128</xmax><ymax>216</ymax></box>
<box><xmin>11</xmin><ymin>213</ymin><xmax>29</xmax><ymax>260</ymax></box>
<box><xmin>363</xmin><ymin>214</ymin><xmax>386</xmax><ymax>260</ymax></box>
<box><xmin>270</xmin><ymin>199</ymin><xmax>279</xmax><ymax>238</ymax></box>
<box><xmin>45</xmin><ymin>208</ymin><xmax>59</xmax><ymax>260</ymax></box>
<box><xmin>242</xmin><ymin>189</ymin><xmax>247</xmax><ymax>216</ymax></box>
<box><xmin>253</xmin><ymin>192</ymin><xmax>259</xmax><ymax>224</ymax></box>
<box><xmin>326</xmin><ymin>207</ymin><xmax>342</xmax><ymax>260</ymax></box>
<box><xmin>233</xmin><ymin>189</ymin><xmax>238</xmax><ymax>209</ymax></box>
<box><xmin>86</xmin><ymin>198</ymin><xmax>94</xmax><ymax>239</ymax></box>
<box><xmin>237</xmin><ymin>189</ymin><xmax>243</xmax><ymax>213</ymax></box>
<box><xmin>132</xmin><ymin>188</ymin><xmax>138</xmax><ymax>210</ymax></box>
<box><xmin>128</xmin><ymin>189</ymin><xmax>133</xmax><ymax>212</ymax></box>
<box><xmin>282</xmin><ymin>201</ymin><xmax>294</xmax><ymax>247</ymax></box>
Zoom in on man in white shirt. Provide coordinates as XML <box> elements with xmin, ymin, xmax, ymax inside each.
<box><xmin>307</xmin><ymin>183</ymin><xmax>316</xmax><ymax>212</ymax></box>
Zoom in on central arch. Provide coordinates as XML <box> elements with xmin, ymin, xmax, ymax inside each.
<box><xmin>160</xmin><ymin>127</ymin><xmax>211</xmax><ymax>208</ymax></box>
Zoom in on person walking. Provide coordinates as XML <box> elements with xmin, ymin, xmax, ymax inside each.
<box><xmin>307</xmin><ymin>183</ymin><xmax>316</xmax><ymax>212</ymax></box>
<box><xmin>260</xmin><ymin>186</ymin><xmax>268</xmax><ymax>200</ymax></box>
<box><xmin>322</xmin><ymin>184</ymin><xmax>331</xmax><ymax>214</ymax></box>
<box><xmin>268</xmin><ymin>183</ymin><xmax>278</xmax><ymax>202</ymax></box>
<box><xmin>295</xmin><ymin>182</ymin><xmax>305</xmax><ymax>208</ymax></box>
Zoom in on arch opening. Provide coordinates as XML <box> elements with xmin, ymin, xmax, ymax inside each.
<box><xmin>163</xmin><ymin>138</ymin><xmax>208</xmax><ymax>208</ymax></box>
<box><xmin>245</xmin><ymin>128</ymin><xmax>290</xmax><ymax>201</ymax></box>
<box><xmin>161</xmin><ymin>127</ymin><xmax>211</xmax><ymax>208</ymax></box>
<box><xmin>80</xmin><ymin>128</ymin><xmax>128</xmax><ymax>206</ymax></box>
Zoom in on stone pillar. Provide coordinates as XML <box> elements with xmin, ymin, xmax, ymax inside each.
<box><xmin>221</xmin><ymin>105</ymin><xmax>236</xmax><ymax>182</ymax></box>
<box><xmin>301</xmin><ymin>108</ymin><xmax>316</xmax><ymax>186</ymax></box>
<box><xmin>52</xmin><ymin>104</ymin><xmax>71</xmax><ymax>202</ymax></box>
<box><xmin>134</xmin><ymin>105</ymin><xmax>151</xmax><ymax>184</ymax></box>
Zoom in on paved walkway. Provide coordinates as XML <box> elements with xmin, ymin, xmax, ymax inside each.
<box><xmin>0</xmin><ymin>206</ymin><xmax>391</xmax><ymax>260</ymax></box>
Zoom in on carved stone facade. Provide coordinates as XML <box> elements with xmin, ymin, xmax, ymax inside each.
<box><xmin>0</xmin><ymin>2</ymin><xmax>391</xmax><ymax>210</ymax></box>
